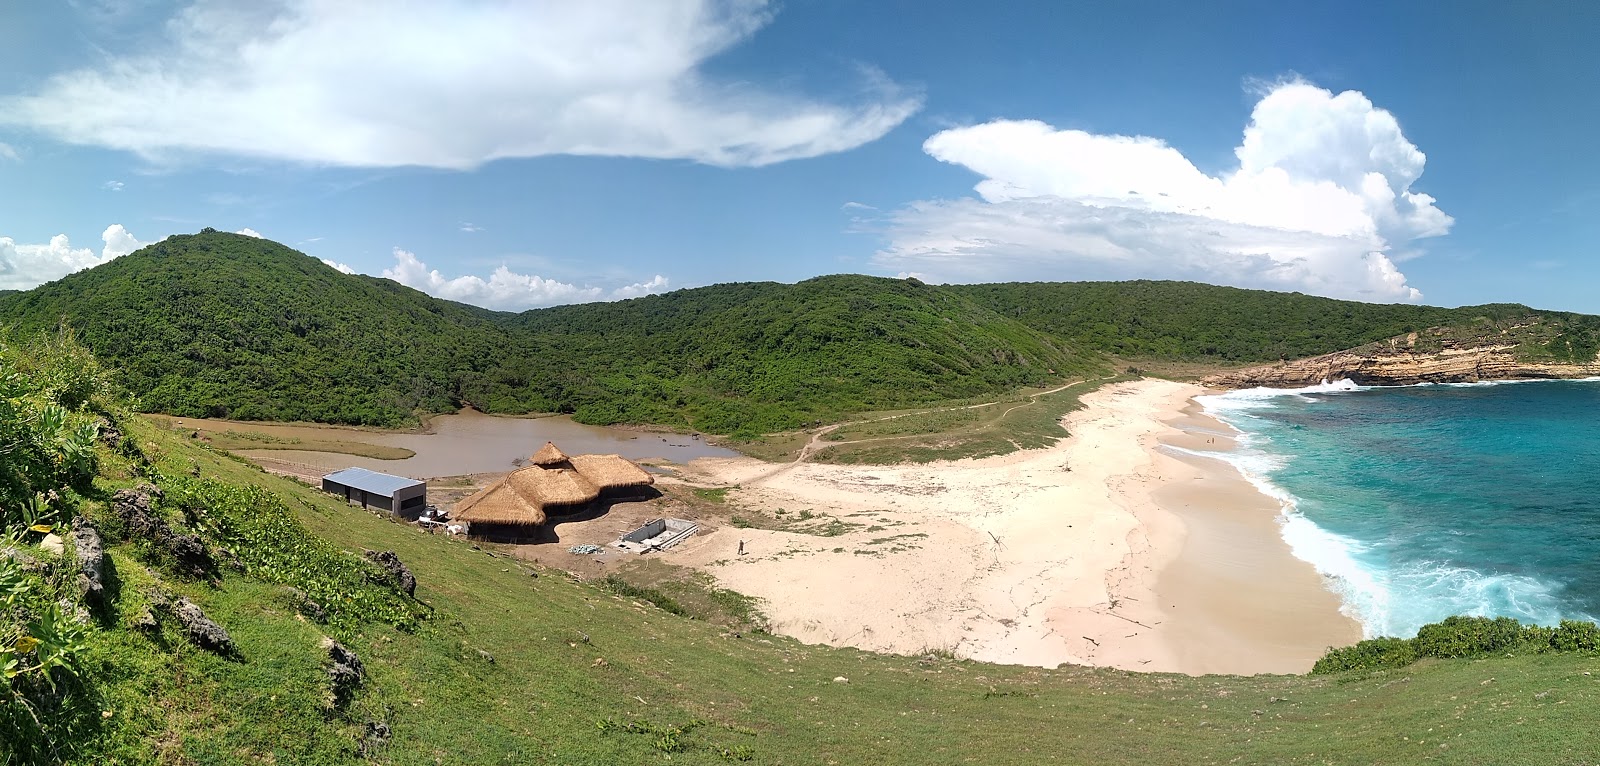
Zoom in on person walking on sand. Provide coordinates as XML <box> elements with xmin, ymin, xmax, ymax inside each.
<box><xmin>738</xmin><ymin>539</ymin><xmax>746</xmax><ymax>556</ymax></box>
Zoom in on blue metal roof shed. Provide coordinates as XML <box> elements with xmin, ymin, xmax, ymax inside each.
<box><xmin>322</xmin><ymin>467</ymin><xmax>427</xmax><ymax>517</ymax></box>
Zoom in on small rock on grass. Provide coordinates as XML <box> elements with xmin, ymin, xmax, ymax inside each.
<box><xmin>71</xmin><ymin>523</ymin><xmax>106</xmax><ymax>603</ymax></box>
<box><xmin>322</xmin><ymin>637</ymin><xmax>365</xmax><ymax>707</ymax></box>
<box><xmin>172</xmin><ymin>598</ymin><xmax>235</xmax><ymax>655</ymax></box>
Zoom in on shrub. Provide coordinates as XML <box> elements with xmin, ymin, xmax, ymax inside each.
<box><xmin>1311</xmin><ymin>637</ymin><xmax>1417</xmax><ymax>674</ymax></box>
<box><xmin>1549</xmin><ymin>620</ymin><xmax>1600</xmax><ymax>652</ymax></box>
<box><xmin>599</xmin><ymin>576</ymin><xmax>687</xmax><ymax>617</ymax></box>
<box><xmin>1413</xmin><ymin>616</ymin><xmax>1527</xmax><ymax>659</ymax></box>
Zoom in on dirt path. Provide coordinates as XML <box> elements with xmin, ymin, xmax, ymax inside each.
<box><xmin>729</xmin><ymin>379</ymin><xmax>1099</xmax><ymax>486</ymax></box>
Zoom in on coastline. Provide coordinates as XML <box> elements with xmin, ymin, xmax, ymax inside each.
<box><xmin>667</xmin><ymin>378</ymin><xmax>1360</xmax><ymax>675</ymax></box>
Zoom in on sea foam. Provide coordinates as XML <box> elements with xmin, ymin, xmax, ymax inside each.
<box><xmin>1190</xmin><ymin>381</ymin><xmax>1593</xmax><ymax>638</ymax></box>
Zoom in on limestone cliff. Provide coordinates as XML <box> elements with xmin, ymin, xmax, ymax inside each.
<box><xmin>1203</xmin><ymin>322</ymin><xmax>1600</xmax><ymax>388</ymax></box>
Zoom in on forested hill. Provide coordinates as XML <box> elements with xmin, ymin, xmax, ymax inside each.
<box><xmin>0</xmin><ymin>231</ymin><xmax>1095</xmax><ymax>431</ymax></box>
<box><xmin>949</xmin><ymin>281</ymin><xmax>1543</xmax><ymax>362</ymax></box>
<box><xmin>5</xmin><ymin>229</ymin><xmax>1594</xmax><ymax>431</ymax></box>
<box><xmin>0</xmin><ymin>231</ymin><xmax>516</xmax><ymax>425</ymax></box>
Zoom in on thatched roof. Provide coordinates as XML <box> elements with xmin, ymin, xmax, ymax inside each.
<box><xmin>452</xmin><ymin>443</ymin><xmax>654</xmax><ymax>527</ymax></box>
<box><xmin>509</xmin><ymin>466</ymin><xmax>599</xmax><ymax>507</ymax></box>
<box><xmin>568</xmin><ymin>454</ymin><xmax>655</xmax><ymax>491</ymax></box>
<box><xmin>529</xmin><ymin>441</ymin><xmax>570</xmax><ymax>467</ymax></box>
<box><xmin>452</xmin><ymin>482</ymin><xmax>547</xmax><ymax>527</ymax></box>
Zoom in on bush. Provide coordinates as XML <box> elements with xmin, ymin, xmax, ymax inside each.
<box><xmin>1314</xmin><ymin>615</ymin><xmax>1600</xmax><ymax>675</ymax></box>
<box><xmin>1311</xmin><ymin>637</ymin><xmax>1417</xmax><ymax>674</ymax></box>
<box><xmin>1413</xmin><ymin>616</ymin><xmax>1528</xmax><ymax>659</ymax></box>
<box><xmin>599</xmin><ymin>576</ymin><xmax>687</xmax><ymax>617</ymax></box>
<box><xmin>1549</xmin><ymin>620</ymin><xmax>1600</xmax><ymax>652</ymax></box>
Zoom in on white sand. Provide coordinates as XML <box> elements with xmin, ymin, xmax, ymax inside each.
<box><xmin>666</xmin><ymin>379</ymin><xmax>1359</xmax><ymax>674</ymax></box>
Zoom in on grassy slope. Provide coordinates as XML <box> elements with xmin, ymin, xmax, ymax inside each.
<box><xmin>65</xmin><ymin>414</ymin><xmax>1598</xmax><ymax>765</ymax></box>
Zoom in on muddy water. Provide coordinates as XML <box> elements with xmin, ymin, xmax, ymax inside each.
<box><xmin>170</xmin><ymin>409</ymin><xmax>738</xmax><ymax>478</ymax></box>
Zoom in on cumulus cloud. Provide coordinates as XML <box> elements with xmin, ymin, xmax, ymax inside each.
<box><xmin>380</xmin><ymin>249</ymin><xmax>669</xmax><ymax>311</ymax></box>
<box><xmin>320</xmin><ymin>258</ymin><xmax>356</xmax><ymax>274</ymax></box>
<box><xmin>873</xmin><ymin>80</ymin><xmax>1451</xmax><ymax>302</ymax></box>
<box><xmin>235</xmin><ymin>227</ymin><xmax>263</xmax><ymax>238</ymax></box>
<box><xmin>102</xmin><ymin>180</ymin><xmax>124</xmax><ymax>191</ymax></box>
<box><xmin>0</xmin><ymin>225</ymin><xmax>155</xmax><ymax>290</ymax></box>
<box><xmin>3</xmin><ymin>0</ymin><xmax>919</xmax><ymax>169</ymax></box>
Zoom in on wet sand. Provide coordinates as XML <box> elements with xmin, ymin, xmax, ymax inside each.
<box><xmin>666</xmin><ymin>379</ymin><xmax>1360</xmax><ymax>675</ymax></box>
<box><xmin>159</xmin><ymin>409</ymin><xmax>738</xmax><ymax>478</ymax></box>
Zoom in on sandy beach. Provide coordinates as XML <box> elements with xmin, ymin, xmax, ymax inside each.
<box><xmin>665</xmin><ymin>378</ymin><xmax>1361</xmax><ymax>675</ymax></box>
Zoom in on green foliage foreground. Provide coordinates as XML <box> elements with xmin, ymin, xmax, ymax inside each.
<box><xmin>1313</xmin><ymin>616</ymin><xmax>1600</xmax><ymax>674</ymax></box>
<box><xmin>2</xmin><ymin>333</ymin><xmax>1600</xmax><ymax>763</ymax></box>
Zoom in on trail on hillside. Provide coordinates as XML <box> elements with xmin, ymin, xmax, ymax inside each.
<box><xmin>733</xmin><ymin>378</ymin><xmax>1102</xmax><ymax>485</ymax></box>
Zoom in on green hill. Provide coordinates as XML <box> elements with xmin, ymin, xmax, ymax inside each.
<box><xmin>949</xmin><ymin>280</ymin><xmax>1546</xmax><ymax>362</ymax></box>
<box><xmin>7</xmin><ymin>230</ymin><xmax>1600</xmax><ymax>435</ymax></box>
<box><xmin>500</xmin><ymin>274</ymin><xmax>1101</xmax><ymax>433</ymax></box>
<box><xmin>0</xmin><ymin>231</ymin><xmax>1101</xmax><ymax>433</ymax></box>
<box><xmin>0</xmin><ymin>230</ymin><xmax>514</xmax><ymax>426</ymax></box>
<box><xmin>5</xmin><ymin>330</ymin><xmax>1599</xmax><ymax>764</ymax></box>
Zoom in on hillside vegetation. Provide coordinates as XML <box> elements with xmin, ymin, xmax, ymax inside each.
<box><xmin>0</xmin><ymin>232</ymin><xmax>1096</xmax><ymax>433</ymax></box>
<box><xmin>948</xmin><ymin>281</ymin><xmax>1558</xmax><ymax>362</ymax></box>
<box><xmin>5</xmin><ymin>331</ymin><xmax>1600</xmax><ymax>765</ymax></box>
<box><xmin>5</xmin><ymin>231</ymin><xmax>1600</xmax><ymax>434</ymax></box>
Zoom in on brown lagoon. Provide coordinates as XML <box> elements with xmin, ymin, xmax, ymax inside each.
<box><xmin>160</xmin><ymin>409</ymin><xmax>738</xmax><ymax>478</ymax></box>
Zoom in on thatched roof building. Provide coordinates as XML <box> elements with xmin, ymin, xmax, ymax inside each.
<box><xmin>452</xmin><ymin>442</ymin><xmax>654</xmax><ymax>540</ymax></box>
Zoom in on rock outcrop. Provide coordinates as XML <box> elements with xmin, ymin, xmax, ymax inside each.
<box><xmin>322</xmin><ymin>637</ymin><xmax>365</xmax><ymax>707</ymax></box>
<box><xmin>364</xmin><ymin>550</ymin><xmax>416</xmax><ymax>598</ymax></box>
<box><xmin>112</xmin><ymin>484</ymin><xmax>217</xmax><ymax>579</ymax></box>
<box><xmin>1204</xmin><ymin>332</ymin><xmax>1600</xmax><ymax>389</ymax></box>
<box><xmin>173</xmin><ymin>598</ymin><xmax>236</xmax><ymax>655</ymax></box>
<box><xmin>70</xmin><ymin>523</ymin><xmax>106</xmax><ymax>603</ymax></box>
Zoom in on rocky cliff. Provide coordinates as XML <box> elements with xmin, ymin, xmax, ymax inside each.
<box><xmin>1203</xmin><ymin>326</ymin><xmax>1600</xmax><ymax>388</ymax></box>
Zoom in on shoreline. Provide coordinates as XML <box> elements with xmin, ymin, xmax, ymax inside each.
<box><xmin>666</xmin><ymin>378</ymin><xmax>1360</xmax><ymax>675</ymax></box>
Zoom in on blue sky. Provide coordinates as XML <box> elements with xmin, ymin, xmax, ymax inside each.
<box><xmin>0</xmin><ymin>1</ymin><xmax>1596</xmax><ymax>312</ymax></box>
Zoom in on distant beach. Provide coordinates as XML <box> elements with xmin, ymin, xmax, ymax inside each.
<box><xmin>667</xmin><ymin>378</ymin><xmax>1360</xmax><ymax>675</ymax></box>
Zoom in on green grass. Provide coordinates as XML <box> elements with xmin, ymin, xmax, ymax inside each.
<box><xmin>192</xmin><ymin>428</ymin><xmax>416</xmax><ymax>460</ymax></box>
<box><xmin>5</xmin><ymin>329</ymin><xmax>1598</xmax><ymax>764</ymax></box>
<box><xmin>16</xmin><ymin>403</ymin><xmax>1600</xmax><ymax>764</ymax></box>
<box><xmin>816</xmin><ymin>376</ymin><xmax>1125</xmax><ymax>464</ymax></box>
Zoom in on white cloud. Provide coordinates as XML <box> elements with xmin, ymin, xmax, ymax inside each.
<box><xmin>380</xmin><ymin>248</ymin><xmax>668</xmax><ymax>310</ymax></box>
<box><xmin>3</xmin><ymin>0</ymin><xmax>919</xmax><ymax>169</ymax></box>
<box><xmin>459</xmin><ymin>222</ymin><xmax>482</xmax><ymax>234</ymax></box>
<box><xmin>0</xmin><ymin>143</ymin><xmax>18</xmax><ymax>161</ymax></box>
<box><xmin>102</xmin><ymin>180</ymin><xmax>124</xmax><ymax>191</ymax></box>
<box><xmin>320</xmin><ymin>258</ymin><xmax>356</xmax><ymax>275</ymax></box>
<box><xmin>236</xmin><ymin>227</ymin><xmax>263</xmax><ymax>238</ymax></box>
<box><xmin>610</xmin><ymin>274</ymin><xmax>672</xmax><ymax>300</ymax></box>
<box><xmin>874</xmin><ymin>80</ymin><xmax>1450</xmax><ymax>302</ymax></box>
<box><xmin>0</xmin><ymin>224</ymin><xmax>155</xmax><ymax>290</ymax></box>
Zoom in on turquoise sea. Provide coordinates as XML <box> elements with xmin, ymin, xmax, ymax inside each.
<box><xmin>1194</xmin><ymin>379</ymin><xmax>1600</xmax><ymax>639</ymax></box>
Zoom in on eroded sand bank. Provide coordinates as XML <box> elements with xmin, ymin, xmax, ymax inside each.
<box><xmin>665</xmin><ymin>379</ymin><xmax>1360</xmax><ymax>675</ymax></box>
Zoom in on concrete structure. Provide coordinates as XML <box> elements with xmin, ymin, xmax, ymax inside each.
<box><xmin>321</xmin><ymin>467</ymin><xmax>427</xmax><ymax>518</ymax></box>
<box><xmin>613</xmin><ymin>518</ymin><xmax>699</xmax><ymax>554</ymax></box>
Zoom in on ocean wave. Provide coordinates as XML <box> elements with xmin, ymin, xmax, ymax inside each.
<box><xmin>1376</xmin><ymin>562</ymin><xmax>1590</xmax><ymax>637</ymax></box>
<box><xmin>1194</xmin><ymin>378</ymin><xmax>1367</xmax><ymax>416</ymax></box>
<box><xmin>1182</xmin><ymin>391</ymin><xmax>1595</xmax><ymax>638</ymax></box>
<box><xmin>1162</xmin><ymin>442</ymin><xmax>1388</xmax><ymax>635</ymax></box>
